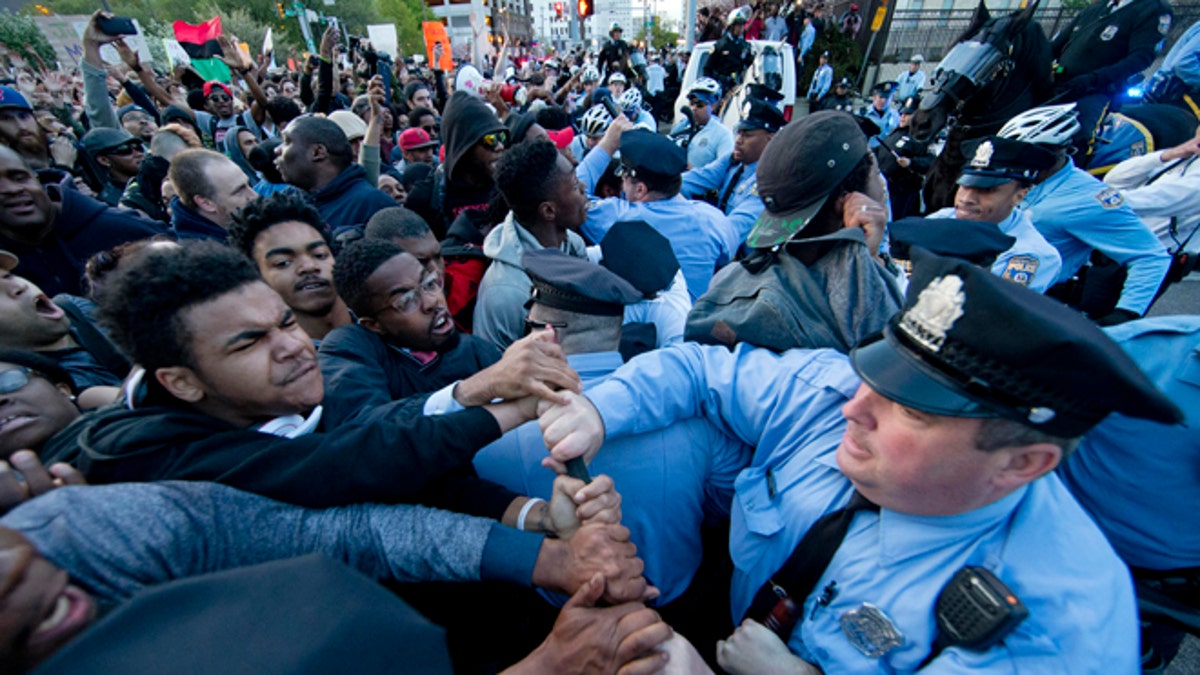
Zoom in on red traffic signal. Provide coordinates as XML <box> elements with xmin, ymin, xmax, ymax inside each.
<box><xmin>577</xmin><ymin>0</ymin><xmax>593</xmax><ymax>19</ymax></box>
<box><xmin>555</xmin><ymin>1</ymin><xmax>563</xmax><ymax>18</ymax></box>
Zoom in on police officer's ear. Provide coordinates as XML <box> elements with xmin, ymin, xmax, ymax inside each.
<box><xmin>988</xmin><ymin>441</ymin><xmax>1062</xmax><ymax>490</ymax></box>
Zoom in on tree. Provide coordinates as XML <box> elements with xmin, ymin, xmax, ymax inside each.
<box><xmin>376</xmin><ymin>0</ymin><xmax>428</xmax><ymax>57</ymax></box>
<box><xmin>0</xmin><ymin>9</ymin><xmax>59</xmax><ymax>68</ymax></box>
<box><xmin>633</xmin><ymin>14</ymin><xmax>679</xmax><ymax>51</ymax></box>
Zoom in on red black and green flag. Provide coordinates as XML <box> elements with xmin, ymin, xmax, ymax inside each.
<box><xmin>173</xmin><ymin>16</ymin><xmax>231</xmax><ymax>82</ymax></box>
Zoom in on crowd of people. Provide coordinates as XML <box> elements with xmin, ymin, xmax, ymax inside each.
<box><xmin>0</xmin><ymin>2</ymin><xmax>1198</xmax><ymax>673</ymax></box>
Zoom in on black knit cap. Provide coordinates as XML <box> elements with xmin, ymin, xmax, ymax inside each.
<box><xmin>523</xmin><ymin>249</ymin><xmax>642</xmax><ymax>316</ymax></box>
<box><xmin>851</xmin><ymin>248</ymin><xmax>1182</xmax><ymax>437</ymax></box>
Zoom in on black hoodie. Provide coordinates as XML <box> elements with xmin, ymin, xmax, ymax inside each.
<box><xmin>405</xmin><ymin>91</ymin><xmax>507</xmax><ymax>238</ymax></box>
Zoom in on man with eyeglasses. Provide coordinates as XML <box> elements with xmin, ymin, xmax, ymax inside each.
<box><xmin>408</xmin><ymin>107</ymin><xmax>441</xmax><ymax>143</ymax></box>
<box><xmin>320</xmin><ymin>238</ymin><xmax>579</xmax><ymax>431</ymax></box>
<box><xmin>80</xmin><ymin>128</ymin><xmax>145</xmax><ymax>207</ymax></box>
<box><xmin>117</xmin><ymin>105</ymin><xmax>158</xmax><ymax>143</ymax></box>
<box><xmin>672</xmin><ymin>79</ymin><xmax>732</xmax><ymax>171</ymax></box>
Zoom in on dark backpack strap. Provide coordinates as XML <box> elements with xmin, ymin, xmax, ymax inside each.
<box><xmin>53</xmin><ymin>297</ymin><xmax>131</xmax><ymax>379</ymax></box>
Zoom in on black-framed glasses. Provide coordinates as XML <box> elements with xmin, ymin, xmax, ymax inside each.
<box><xmin>0</xmin><ymin>367</ymin><xmax>38</xmax><ymax>395</ymax></box>
<box><xmin>524</xmin><ymin>318</ymin><xmax>568</xmax><ymax>335</ymax></box>
<box><xmin>479</xmin><ymin>130</ymin><xmax>509</xmax><ymax>151</ymax></box>
<box><xmin>380</xmin><ymin>272</ymin><xmax>443</xmax><ymax>315</ymax></box>
<box><xmin>421</xmin><ymin>124</ymin><xmax>440</xmax><ymax>134</ymax></box>
<box><xmin>207</xmin><ymin>93</ymin><xmax>232</xmax><ymax>103</ymax></box>
<box><xmin>105</xmin><ymin>142</ymin><xmax>144</xmax><ymax>156</ymax></box>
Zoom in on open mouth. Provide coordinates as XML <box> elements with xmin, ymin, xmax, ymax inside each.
<box><xmin>293</xmin><ymin>277</ymin><xmax>330</xmax><ymax>294</ymax></box>
<box><xmin>33</xmin><ymin>294</ymin><xmax>65</xmax><ymax>321</ymax></box>
<box><xmin>3</xmin><ymin>195</ymin><xmax>37</xmax><ymax>218</ymax></box>
<box><xmin>26</xmin><ymin>585</ymin><xmax>95</xmax><ymax>652</ymax></box>
<box><xmin>431</xmin><ymin>311</ymin><xmax>454</xmax><ymax>336</ymax></box>
<box><xmin>0</xmin><ymin>413</ymin><xmax>34</xmax><ymax>434</ymax></box>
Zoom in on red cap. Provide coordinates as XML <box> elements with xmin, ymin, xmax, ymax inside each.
<box><xmin>203</xmin><ymin>81</ymin><xmax>232</xmax><ymax>98</ymax></box>
<box><xmin>398</xmin><ymin>128</ymin><xmax>439</xmax><ymax>151</ymax></box>
<box><xmin>546</xmin><ymin>127</ymin><xmax>575</xmax><ymax>150</ymax></box>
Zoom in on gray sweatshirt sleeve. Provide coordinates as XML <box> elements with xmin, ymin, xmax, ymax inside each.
<box><xmin>81</xmin><ymin>60</ymin><xmax>121</xmax><ymax>130</ymax></box>
<box><xmin>3</xmin><ymin>482</ymin><xmax>543</xmax><ymax>605</ymax></box>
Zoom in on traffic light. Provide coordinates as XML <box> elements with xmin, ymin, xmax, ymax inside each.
<box><xmin>577</xmin><ymin>0</ymin><xmax>593</xmax><ymax>18</ymax></box>
<box><xmin>554</xmin><ymin>1</ymin><xmax>563</xmax><ymax>19</ymax></box>
<box><xmin>276</xmin><ymin>2</ymin><xmax>286</xmax><ymax>18</ymax></box>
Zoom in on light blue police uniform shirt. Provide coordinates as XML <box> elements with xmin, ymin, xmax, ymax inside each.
<box><xmin>1060</xmin><ymin>315</ymin><xmax>1200</xmax><ymax>571</ymax></box>
<box><xmin>1020</xmin><ymin>160</ymin><xmax>1171</xmax><ymax>314</ymax></box>
<box><xmin>583</xmin><ymin>342</ymin><xmax>1140</xmax><ymax>673</ymax></box>
<box><xmin>1154</xmin><ymin>20</ymin><xmax>1200</xmax><ymax>87</ymax></box>
<box><xmin>472</xmin><ymin>351</ymin><xmax>751</xmax><ymax>606</ymax></box>
<box><xmin>808</xmin><ymin>64</ymin><xmax>833</xmax><ymax>99</ymax></box>
<box><xmin>928</xmin><ymin>207</ymin><xmax>1063</xmax><ymax>293</ymax></box>
<box><xmin>579</xmin><ymin>148</ymin><xmax>741</xmax><ymax>300</ymax></box>
<box><xmin>799</xmin><ymin>24</ymin><xmax>817</xmax><ymax>59</ymax></box>
<box><xmin>894</xmin><ymin>69</ymin><xmax>926</xmax><ymax>103</ymax></box>
<box><xmin>682</xmin><ymin>153</ymin><xmax>762</xmax><ymax>242</ymax></box>
<box><xmin>860</xmin><ymin>104</ymin><xmax>900</xmax><ymax>148</ymax></box>
<box><xmin>670</xmin><ymin>116</ymin><xmax>733</xmax><ymax>170</ymax></box>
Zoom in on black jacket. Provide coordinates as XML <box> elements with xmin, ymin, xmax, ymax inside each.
<box><xmin>169</xmin><ymin>197</ymin><xmax>227</xmax><ymax>241</ymax></box>
<box><xmin>311</xmin><ymin>163</ymin><xmax>397</xmax><ymax>238</ymax></box>
<box><xmin>41</xmin><ymin>397</ymin><xmax>503</xmax><ymax>510</ymax></box>
<box><xmin>1052</xmin><ymin>0</ymin><xmax>1173</xmax><ymax>93</ymax></box>
<box><xmin>3</xmin><ymin>185</ymin><xmax>162</xmax><ymax>296</ymax></box>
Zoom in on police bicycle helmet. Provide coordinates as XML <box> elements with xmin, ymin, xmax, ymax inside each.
<box><xmin>580</xmin><ymin>104</ymin><xmax>613</xmax><ymax>137</ymax></box>
<box><xmin>580</xmin><ymin>65</ymin><xmax>601</xmax><ymax>84</ymax></box>
<box><xmin>727</xmin><ymin>5</ymin><xmax>752</xmax><ymax>25</ymax></box>
<box><xmin>689</xmin><ymin>76</ymin><xmax>723</xmax><ymax>101</ymax></box>
<box><xmin>998</xmin><ymin>104</ymin><xmax>1081</xmax><ymax>148</ymax></box>
<box><xmin>618</xmin><ymin>88</ymin><xmax>643</xmax><ymax>115</ymax></box>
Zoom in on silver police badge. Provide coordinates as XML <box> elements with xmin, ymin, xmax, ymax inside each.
<box><xmin>899</xmin><ymin>274</ymin><xmax>965</xmax><ymax>353</ymax></box>
<box><xmin>970</xmin><ymin>140</ymin><xmax>994</xmax><ymax>169</ymax></box>
<box><xmin>1100</xmin><ymin>25</ymin><xmax>1119</xmax><ymax>41</ymax></box>
<box><xmin>742</xmin><ymin>99</ymin><xmax>753</xmax><ymax>118</ymax></box>
<box><xmin>841</xmin><ymin>603</ymin><xmax>905</xmax><ymax>658</ymax></box>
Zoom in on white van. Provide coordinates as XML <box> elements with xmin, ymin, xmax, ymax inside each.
<box><xmin>673</xmin><ymin>40</ymin><xmax>797</xmax><ymax>132</ymax></box>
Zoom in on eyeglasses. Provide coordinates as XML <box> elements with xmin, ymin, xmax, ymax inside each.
<box><xmin>207</xmin><ymin>94</ymin><xmax>232</xmax><ymax>103</ymax></box>
<box><xmin>479</xmin><ymin>130</ymin><xmax>509</xmax><ymax>151</ymax></box>
<box><xmin>123</xmin><ymin>113</ymin><xmax>153</xmax><ymax>124</ymax></box>
<box><xmin>524</xmin><ymin>318</ymin><xmax>569</xmax><ymax>334</ymax></box>
<box><xmin>0</xmin><ymin>367</ymin><xmax>39</xmax><ymax>396</ymax></box>
<box><xmin>421</xmin><ymin>124</ymin><xmax>439</xmax><ymax>134</ymax></box>
<box><xmin>105</xmin><ymin>143</ymin><xmax>144</xmax><ymax>156</ymax></box>
<box><xmin>380</xmin><ymin>272</ymin><xmax>443</xmax><ymax>315</ymax></box>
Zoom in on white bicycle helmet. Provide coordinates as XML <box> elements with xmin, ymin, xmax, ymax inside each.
<box><xmin>689</xmin><ymin>76</ymin><xmax>722</xmax><ymax>101</ymax></box>
<box><xmin>727</xmin><ymin>5</ymin><xmax>752</xmax><ymax>25</ymax></box>
<box><xmin>618</xmin><ymin>88</ymin><xmax>643</xmax><ymax>115</ymax></box>
<box><xmin>608</xmin><ymin>72</ymin><xmax>628</xmax><ymax>85</ymax></box>
<box><xmin>581</xmin><ymin>65</ymin><xmax>601</xmax><ymax>83</ymax></box>
<box><xmin>998</xmin><ymin>104</ymin><xmax>1081</xmax><ymax>148</ymax></box>
<box><xmin>580</xmin><ymin>104</ymin><xmax>613</xmax><ymax>137</ymax></box>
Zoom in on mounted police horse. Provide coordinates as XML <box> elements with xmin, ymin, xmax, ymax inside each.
<box><xmin>913</xmin><ymin>0</ymin><xmax>1198</xmax><ymax>211</ymax></box>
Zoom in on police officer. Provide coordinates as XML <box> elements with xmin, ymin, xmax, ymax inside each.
<box><xmin>927</xmin><ymin>136</ymin><xmax>1064</xmax><ymax>293</ymax></box>
<box><xmin>579</xmin><ymin>129</ymin><xmax>741</xmax><ymax>300</ymax></box>
<box><xmin>999</xmin><ymin>106</ymin><xmax>1171</xmax><ymax>324</ymax></box>
<box><xmin>705</xmin><ymin>7</ymin><xmax>755</xmax><ymax>99</ymax></box>
<box><xmin>819</xmin><ymin>76</ymin><xmax>854</xmax><ymax>112</ymax></box>
<box><xmin>682</xmin><ymin>97</ymin><xmax>787</xmax><ymax>241</ymax></box>
<box><xmin>539</xmin><ymin>249</ymin><xmax>1181</xmax><ymax>675</ymax></box>
<box><xmin>1050</xmin><ymin>0</ymin><xmax>1173</xmax><ymax>157</ymax></box>
<box><xmin>807</xmin><ymin>51</ymin><xmax>834</xmax><ymax>105</ymax></box>
<box><xmin>859</xmin><ymin>82</ymin><xmax>899</xmax><ymax>149</ymax></box>
<box><xmin>1145</xmin><ymin>19</ymin><xmax>1200</xmax><ymax>104</ymax></box>
<box><xmin>875</xmin><ymin>97</ymin><xmax>932</xmax><ymax>219</ymax></box>
<box><xmin>671</xmin><ymin>78</ymin><xmax>733</xmax><ymax>170</ymax></box>
<box><xmin>893</xmin><ymin>54</ymin><xmax>926</xmax><ymax>104</ymax></box>
<box><xmin>599</xmin><ymin>23</ymin><xmax>631</xmax><ymax>80</ymax></box>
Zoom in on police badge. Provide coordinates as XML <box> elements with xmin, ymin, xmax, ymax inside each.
<box><xmin>1100</xmin><ymin>25</ymin><xmax>1119</xmax><ymax>41</ymax></box>
<box><xmin>899</xmin><ymin>275</ymin><xmax>966</xmax><ymax>352</ymax></box>
<box><xmin>1095</xmin><ymin>186</ymin><xmax>1125</xmax><ymax>209</ymax></box>
<box><xmin>970</xmin><ymin>141</ymin><xmax>994</xmax><ymax>169</ymax></box>
<box><xmin>1001</xmin><ymin>255</ymin><xmax>1039</xmax><ymax>286</ymax></box>
<box><xmin>841</xmin><ymin>603</ymin><xmax>905</xmax><ymax>658</ymax></box>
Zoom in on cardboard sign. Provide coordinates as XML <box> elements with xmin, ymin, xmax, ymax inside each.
<box><xmin>422</xmin><ymin>21</ymin><xmax>454</xmax><ymax>70</ymax></box>
<box><xmin>366</xmin><ymin>23</ymin><xmax>398</xmax><ymax>59</ymax></box>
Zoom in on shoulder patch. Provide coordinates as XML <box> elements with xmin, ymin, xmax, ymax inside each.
<box><xmin>1096</xmin><ymin>186</ymin><xmax>1125</xmax><ymax>209</ymax></box>
<box><xmin>1002</xmin><ymin>255</ymin><xmax>1039</xmax><ymax>286</ymax></box>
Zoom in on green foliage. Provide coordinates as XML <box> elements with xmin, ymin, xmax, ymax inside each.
<box><xmin>797</xmin><ymin>26</ymin><xmax>862</xmax><ymax>94</ymax></box>
<box><xmin>633</xmin><ymin>14</ymin><xmax>680</xmax><ymax>51</ymax></box>
<box><xmin>376</xmin><ymin>0</ymin><xmax>429</xmax><ymax>57</ymax></box>
<box><xmin>0</xmin><ymin>9</ymin><xmax>58</xmax><ymax>67</ymax></box>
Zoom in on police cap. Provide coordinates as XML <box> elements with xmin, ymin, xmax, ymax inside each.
<box><xmin>737</xmin><ymin>97</ymin><xmax>788</xmax><ymax>133</ymax></box>
<box><xmin>851</xmin><ymin>248</ymin><xmax>1183</xmax><ymax>437</ymax></box>
<box><xmin>958</xmin><ymin>136</ymin><xmax>1056</xmax><ymax>189</ymax></box>
<box><xmin>599</xmin><ymin>220</ymin><xmax>680</xmax><ymax>298</ymax></box>
<box><xmin>523</xmin><ymin>249</ymin><xmax>643</xmax><ymax>316</ymax></box>
<box><xmin>618</xmin><ymin>129</ymin><xmax>687</xmax><ymax>179</ymax></box>
<box><xmin>888</xmin><ymin>216</ymin><xmax>1016</xmax><ymax>267</ymax></box>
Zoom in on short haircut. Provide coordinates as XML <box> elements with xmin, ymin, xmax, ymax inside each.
<box><xmin>227</xmin><ymin>191</ymin><xmax>331</xmax><ymax>259</ymax></box>
<box><xmin>265</xmin><ymin>95</ymin><xmax>302</xmax><ymax>128</ymax></box>
<box><xmin>364</xmin><ymin>207</ymin><xmax>432</xmax><ymax>242</ymax></box>
<box><xmin>332</xmin><ymin>239</ymin><xmax>406</xmax><ymax>317</ymax></box>
<box><xmin>0</xmin><ymin>349</ymin><xmax>77</xmax><ymax>394</ymax></box>
<box><xmin>408</xmin><ymin>107</ymin><xmax>436</xmax><ymax>127</ymax></box>
<box><xmin>168</xmin><ymin>148</ymin><xmax>227</xmax><ymax>207</ymax></box>
<box><xmin>633</xmin><ymin>171</ymin><xmax>682</xmax><ymax>198</ymax></box>
<box><xmin>976</xmin><ymin>417</ymin><xmax>1080</xmax><ymax>455</ymax></box>
<box><xmin>149</xmin><ymin>128</ymin><xmax>193</xmax><ymax>159</ymax></box>
<box><xmin>495</xmin><ymin>139</ymin><xmax>565</xmax><ymax>223</ymax></box>
<box><xmin>535</xmin><ymin>105</ymin><xmax>571</xmax><ymax>131</ymax></box>
<box><xmin>287</xmin><ymin>116</ymin><xmax>353</xmax><ymax>170</ymax></box>
<box><xmin>95</xmin><ymin>240</ymin><xmax>263</xmax><ymax>371</ymax></box>
<box><xmin>404</xmin><ymin>80</ymin><xmax>431</xmax><ymax>104</ymax></box>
